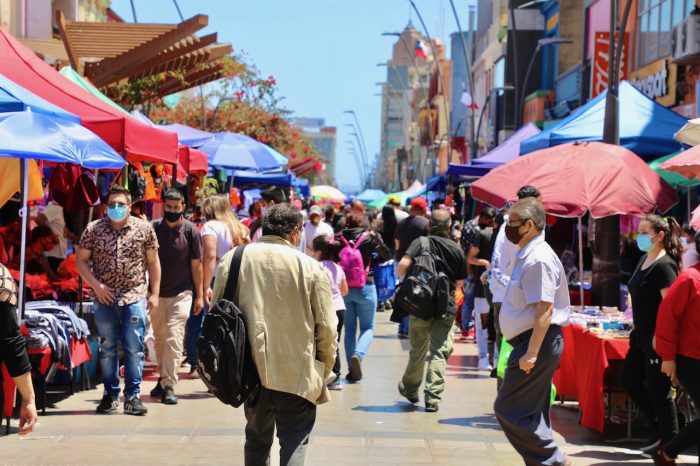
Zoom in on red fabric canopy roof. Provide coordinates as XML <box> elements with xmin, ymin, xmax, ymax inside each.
<box><xmin>178</xmin><ymin>145</ymin><xmax>208</xmax><ymax>174</ymax></box>
<box><xmin>0</xmin><ymin>27</ymin><xmax>177</xmax><ymax>164</ymax></box>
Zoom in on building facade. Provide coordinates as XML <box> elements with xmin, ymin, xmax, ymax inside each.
<box><xmin>290</xmin><ymin>118</ymin><xmax>337</xmax><ymax>186</ymax></box>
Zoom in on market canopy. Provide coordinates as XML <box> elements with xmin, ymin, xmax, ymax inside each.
<box><xmin>0</xmin><ymin>74</ymin><xmax>80</xmax><ymax>122</ymax></box>
<box><xmin>311</xmin><ymin>185</ymin><xmax>347</xmax><ymax>202</ymax></box>
<box><xmin>472</xmin><ymin>141</ymin><xmax>678</xmax><ymax>218</ymax></box>
<box><xmin>519</xmin><ymin>81</ymin><xmax>686</xmax><ymax>158</ymax></box>
<box><xmin>355</xmin><ymin>189</ymin><xmax>387</xmax><ymax>203</ymax></box>
<box><xmin>200</xmin><ymin>132</ymin><xmax>281</xmax><ymax>172</ymax></box>
<box><xmin>674</xmin><ymin>118</ymin><xmax>700</xmax><ymax>146</ymax></box>
<box><xmin>232</xmin><ymin>170</ymin><xmax>294</xmax><ymax>189</ymax></box>
<box><xmin>0</xmin><ymin>27</ymin><xmax>178</xmax><ymax>164</ymax></box>
<box><xmin>59</xmin><ymin>66</ymin><xmax>129</xmax><ymax>115</ymax></box>
<box><xmin>651</xmin><ymin>152</ymin><xmax>699</xmax><ymax>188</ymax></box>
<box><xmin>56</xmin><ymin>13</ymin><xmax>231</xmax><ymax>93</ymax></box>
<box><xmin>159</xmin><ymin>123</ymin><xmax>215</xmax><ymax>147</ymax></box>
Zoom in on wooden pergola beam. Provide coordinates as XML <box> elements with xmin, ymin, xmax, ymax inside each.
<box><xmin>56</xmin><ymin>11</ymin><xmax>80</xmax><ymax>72</ymax></box>
<box><xmin>159</xmin><ymin>65</ymin><xmax>223</xmax><ymax>95</ymax></box>
<box><xmin>129</xmin><ymin>43</ymin><xmax>231</xmax><ymax>82</ymax></box>
<box><xmin>92</xmin><ymin>33</ymin><xmax>220</xmax><ymax>87</ymax></box>
<box><xmin>86</xmin><ymin>14</ymin><xmax>208</xmax><ymax>86</ymax></box>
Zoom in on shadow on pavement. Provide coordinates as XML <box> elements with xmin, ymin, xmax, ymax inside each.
<box><xmin>352</xmin><ymin>402</ymin><xmax>419</xmax><ymax>413</ymax></box>
<box><xmin>569</xmin><ymin>449</ymin><xmax>650</xmax><ymax>464</ymax></box>
<box><xmin>438</xmin><ymin>414</ymin><xmax>501</xmax><ymax>430</ymax></box>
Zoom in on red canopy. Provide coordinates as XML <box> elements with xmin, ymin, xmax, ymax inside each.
<box><xmin>659</xmin><ymin>146</ymin><xmax>700</xmax><ymax>180</ymax></box>
<box><xmin>178</xmin><ymin>146</ymin><xmax>208</xmax><ymax>174</ymax></box>
<box><xmin>471</xmin><ymin>141</ymin><xmax>678</xmax><ymax>218</ymax></box>
<box><xmin>0</xmin><ymin>27</ymin><xmax>177</xmax><ymax>164</ymax></box>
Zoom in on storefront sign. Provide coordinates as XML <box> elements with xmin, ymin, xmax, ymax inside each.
<box><xmin>629</xmin><ymin>58</ymin><xmax>677</xmax><ymax>107</ymax></box>
<box><xmin>591</xmin><ymin>32</ymin><xmax>629</xmax><ymax>98</ymax></box>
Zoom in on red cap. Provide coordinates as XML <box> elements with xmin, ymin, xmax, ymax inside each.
<box><xmin>410</xmin><ymin>197</ymin><xmax>428</xmax><ymax>210</ymax></box>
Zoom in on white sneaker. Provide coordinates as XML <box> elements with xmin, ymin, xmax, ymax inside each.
<box><xmin>478</xmin><ymin>357</ymin><xmax>493</xmax><ymax>371</ymax></box>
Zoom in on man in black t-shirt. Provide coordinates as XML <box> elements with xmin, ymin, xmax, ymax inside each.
<box><xmin>396</xmin><ymin>209</ymin><xmax>467</xmax><ymax>413</ymax></box>
<box><xmin>394</xmin><ymin>197</ymin><xmax>430</xmax><ymax>337</ymax></box>
<box><xmin>469</xmin><ymin>209</ymin><xmax>495</xmax><ymax>371</ymax></box>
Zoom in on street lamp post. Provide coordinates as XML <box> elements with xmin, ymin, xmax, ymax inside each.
<box><xmin>518</xmin><ymin>38</ymin><xmax>573</xmax><ymax>127</ymax></box>
<box><xmin>475</xmin><ymin>85</ymin><xmax>515</xmax><ymax>156</ymax></box>
<box><xmin>344</xmin><ymin>124</ymin><xmax>369</xmax><ymax>167</ymax></box>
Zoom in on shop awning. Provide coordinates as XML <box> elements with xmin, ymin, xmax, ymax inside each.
<box><xmin>232</xmin><ymin>170</ymin><xmax>294</xmax><ymax>188</ymax></box>
<box><xmin>0</xmin><ymin>28</ymin><xmax>178</xmax><ymax>164</ymax></box>
<box><xmin>520</xmin><ymin>81</ymin><xmax>686</xmax><ymax>159</ymax></box>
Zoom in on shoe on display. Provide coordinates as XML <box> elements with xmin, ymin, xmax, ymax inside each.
<box><xmin>95</xmin><ymin>395</ymin><xmax>119</xmax><ymax>414</ymax></box>
<box><xmin>124</xmin><ymin>396</ymin><xmax>148</xmax><ymax>415</ymax></box>
<box><xmin>350</xmin><ymin>354</ymin><xmax>363</xmax><ymax>381</ymax></box>
<box><xmin>477</xmin><ymin>357</ymin><xmax>493</xmax><ymax>371</ymax></box>
<box><xmin>398</xmin><ymin>382</ymin><xmax>419</xmax><ymax>404</ymax></box>
<box><xmin>327</xmin><ymin>377</ymin><xmax>343</xmax><ymax>391</ymax></box>
<box><xmin>150</xmin><ymin>378</ymin><xmax>163</xmax><ymax>398</ymax></box>
<box><xmin>425</xmin><ymin>403</ymin><xmax>439</xmax><ymax>413</ymax></box>
<box><xmin>161</xmin><ymin>386</ymin><xmax>178</xmax><ymax>405</ymax></box>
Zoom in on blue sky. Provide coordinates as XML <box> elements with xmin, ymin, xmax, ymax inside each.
<box><xmin>111</xmin><ymin>0</ymin><xmax>475</xmax><ymax>192</ymax></box>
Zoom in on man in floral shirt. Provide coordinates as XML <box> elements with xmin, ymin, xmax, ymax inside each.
<box><xmin>76</xmin><ymin>185</ymin><xmax>160</xmax><ymax>416</ymax></box>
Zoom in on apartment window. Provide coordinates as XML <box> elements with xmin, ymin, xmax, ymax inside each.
<box><xmin>637</xmin><ymin>0</ymin><xmax>694</xmax><ymax>67</ymax></box>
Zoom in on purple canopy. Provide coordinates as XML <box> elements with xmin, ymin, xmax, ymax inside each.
<box><xmin>447</xmin><ymin>123</ymin><xmax>541</xmax><ymax>179</ymax></box>
<box><xmin>129</xmin><ymin>110</ymin><xmax>215</xmax><ymax>147</ymax></box>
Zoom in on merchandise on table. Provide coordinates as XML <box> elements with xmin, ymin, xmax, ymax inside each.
<box><xmin>568</xmin><ymin>307</ymin><xmax>632</xmax><ymax>339</ymax></box>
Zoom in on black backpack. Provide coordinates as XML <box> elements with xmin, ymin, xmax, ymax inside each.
<box><xmin>395</xmin><ymin>237</ymin><xmax>450</xmax><ymax>321</ymax></box>
<box><xmin>196</xmin><ymin>244</ymin><xmax>260</xmax><ymax>407</ymax></box>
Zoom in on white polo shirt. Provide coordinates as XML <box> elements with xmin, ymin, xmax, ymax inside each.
<box><xmin>499</xmin><ymin>234</ymin><xmax>570</xmax><ymax>340</ymax></box>
<box><xmin>488</xmin><ymin>215</ymin><xmax>519</xmax><ymax>303</ymax></box>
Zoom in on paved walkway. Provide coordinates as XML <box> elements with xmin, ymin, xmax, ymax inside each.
<box><xmin>1</xmin><ymin>312</ymin><xmax>696</xmax><ymax>465</ymax></box>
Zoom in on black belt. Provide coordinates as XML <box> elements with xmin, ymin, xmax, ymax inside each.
<box><xmin>507</xmin><ymin>325</ymin><xmax>560</xmax><ymax>348</ymax></box>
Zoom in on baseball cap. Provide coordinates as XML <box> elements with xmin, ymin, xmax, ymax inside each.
<box><xmin>309</xmin><ymin>205</ymin><xmax>323</xmax><ymax>217</ymax></box>
<box><xmin>388</xmin><ymin>195</ymin><xmax>401</xmax><ymax>206</ymax></box>
<box><xmin>410</xmin><ymin>197</ymin><xmax>428</xmax><ymax>210</ymax></box>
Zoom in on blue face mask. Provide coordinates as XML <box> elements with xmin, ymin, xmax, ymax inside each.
<box><xmin>636</xmin><ymin>234</ymin><xmax>653</xmax><ymax>252</ymax></box>
<box><xmin>107</xmin><ymin>204</ymin><xmax>128</xmax><ymax>222</ymax></box>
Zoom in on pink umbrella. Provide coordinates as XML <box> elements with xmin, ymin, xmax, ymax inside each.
<box><xmin>471</xmin><ymin>141</ymin><xmax>677</xmax><ymax>218</ymax></box>
<box><xmin>659</xmin><ymin>145</ymin><xmax>700</xmax><ymax>180</ymax></box>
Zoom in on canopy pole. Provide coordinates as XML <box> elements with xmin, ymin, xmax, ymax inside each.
<box><xmin>578</xmin><ymin>217</ymin><xmax>585</xmax><ymax>308</ymax></box>
<box><xmin>88</xmin><ymin>169</ymin><xmax>99</xmax><ymax>223</ymax></box>
<box><xmin>688</xmin><ymin>188</ymin><xmax>692</xmax><ymax>221</ymax></box>
<box><xmin>17</xmin><ymin>158</ymin><xmax>30</xmax><ymax>319</ymax></box>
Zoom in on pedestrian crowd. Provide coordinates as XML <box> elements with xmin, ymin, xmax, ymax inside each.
<box><xmin>1</xmin><ymin>182</ymin><xmax>699</xmax><ymax>466</ymax></box>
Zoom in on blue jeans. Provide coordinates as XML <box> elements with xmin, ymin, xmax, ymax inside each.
<box><xmin>343</xmin><ymin>284</ymin><xmax>377</xmax><ymax>366</ymax></box>
<box><xmin>398</xmin><ymin>315</ymin><xmax>409</xmax><ymax>335</ymax></box>
<box><xmin>185</xmin><ymin>307</ymin><xmax>205</xmax><ymax>367</ymax></box>
<box><xmin>94</xmin><ymin>300</ymin><xmax>147</xmax><ymax>399</ymax></box>
<box><xmin>461</xmin><ymin>276</ymin><xmax>475</xmax><ymax>331</ymax></box>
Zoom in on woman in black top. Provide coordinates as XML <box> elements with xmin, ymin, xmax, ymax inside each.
<box><xmin>0</xmin><ymin>263</ymin><xmax>37</xmax><ymax>435</ymax></box>
<box><xmin>340</xmin><ymin>212</ymin><xmax>391</xmax><ymax>383</ymax></box>
<box><xmin>621</xmin><ymin>215</ymin><xmax>681</xmax><ymax>452</ymax></box>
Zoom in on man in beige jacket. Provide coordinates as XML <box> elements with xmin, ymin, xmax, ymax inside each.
<box><xmin>212</xmin><ymin>203</ymin><xmax>337</xmax><ymax>466</ymax></box>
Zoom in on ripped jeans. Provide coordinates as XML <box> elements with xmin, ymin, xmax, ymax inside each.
<box><xmin>94</xmin><ymin>300</ymin><xmax>147</xmax><ymax>400</ymax></box>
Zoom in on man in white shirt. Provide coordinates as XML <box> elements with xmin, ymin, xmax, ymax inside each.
<box><xmin>302</xmin><ymin>205</ymin><xmax>334</xmax><ymax>256</ymax></box>
<box><xmin>494</xmin><ymin>198</ymin><xmax>571</xmax><ymax>466</ymax></box>
<box><xmin>387</xmin><ymin>196</ymin><xmax>409</xmax><ymax>222</ymax></box>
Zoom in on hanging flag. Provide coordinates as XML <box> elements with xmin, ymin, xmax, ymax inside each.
<box><xmin>415</xmin><ymin>40</ymin><xmax>428</xmax><ymax>59</ymax></box>
<box><xmin>460</xmin><ymin>91</ymin><xmax>479</xmax><ymax>109</ymax></box>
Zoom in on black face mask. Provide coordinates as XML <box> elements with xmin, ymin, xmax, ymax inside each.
<box><xmin>164</xmin><ymin>211</ymin><xmax>183</xmax><ymax>223</ymax></box>
<box><xmin>504</xmin><ymin>222</ymin><xmax>527</xmax><ymax>245</ymax></box>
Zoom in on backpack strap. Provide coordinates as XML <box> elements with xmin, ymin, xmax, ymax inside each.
<box><xmin>354</xmin><ymin>231</ymin><xmax>369</xmax><ymax>250</ymax></box>
<box><xmin>339</xmin><ymin>234</ymin><xmax>351</xmax><ymax>247</ymax></box>
<box><xmin>223</xmin><ymin>244</ymin><xmax>248</xmax><ymax>301</ymax></box>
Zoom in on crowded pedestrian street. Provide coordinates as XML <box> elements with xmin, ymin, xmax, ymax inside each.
<box><xmin>1</xmin><ymin>312</ymin><xmax>694</xmax><ymax>465</ymax></box>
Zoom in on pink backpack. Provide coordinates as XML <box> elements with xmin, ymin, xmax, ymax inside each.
<box><xmin>339</xmin><ymin>232</ymin><xmax>369</xmax><ymax>288</ymax></box>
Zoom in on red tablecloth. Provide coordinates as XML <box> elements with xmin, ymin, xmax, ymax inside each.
<box><xmin>2</xmin><ymin>339</ymin><xmax>92</xmax><ymax>418</ymax></box>
<box><xmin>553</xmin><ymin>323</ymin><xmax>629</xmax><ymax>433</ymax></box>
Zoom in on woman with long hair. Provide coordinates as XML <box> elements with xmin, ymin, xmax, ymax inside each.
<box><xmin>339</xmin><ymin>212</ymin><xmax>391</xmax><ymax>382</ymax></box>
<box><xmin>380</xmin><ymin>205</ymin><xmax>398</xmax><ymax>257</ymax></box>
<box><xmin>201</xmin><ymin>194</ymin><xmax>249</xmax><ymax>305</ymax></box>
<box><xmin>621</xmin><ymin>214</ymin><xmax>682</xmax><ymax>453</ymax></box>
<box><xmin>184</xmin><ymin>195</ymin><xmax>249</xmax><ymax>374</ymax></box>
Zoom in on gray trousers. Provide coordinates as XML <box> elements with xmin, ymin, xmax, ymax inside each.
<box><xmin>494</xmin><ymin>325</ymin><xmax>567</xmax><ymax>466</ymax></box>
<box><xmin>243</xmin><ymin>387</ymin><xmax>317</xmax><ymax>466</ymax></box>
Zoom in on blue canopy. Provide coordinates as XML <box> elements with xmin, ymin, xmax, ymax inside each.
<box><xmin>201</xmin><ymin>132</ymin><xmax>282</xmax><ymax>171</ymax></box>
<box><xmin>520</xmin><ymin>81</ymin><xmax>686</xmax><ymax>158</ymax></box>
<box><xmin>0</xmin><ymin>74</ymin><xmax>80</xmax><ymax>123</ymax></box>
<box><xmin>232</xmin><ymin>170</ymin><xmax>293</xmax><ymax>188</ymax></box>
<box><xmin>355</xmin><ymin>188</ymin><xmax>387</xmax><ymax>203</ymax></box>
<box><xmin>0</xmin><ymin>111</ymin><xmax>125</xmax><ymax>169</ymax></box>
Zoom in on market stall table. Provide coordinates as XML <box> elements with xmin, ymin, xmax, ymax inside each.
<box><xmin>553</xmin><ymin>323</ymin><xmax>630</xmax><ymax>433</ymax></box>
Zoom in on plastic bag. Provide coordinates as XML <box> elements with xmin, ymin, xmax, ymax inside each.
<box><xmin>497</xmin><ymin>338</ymin><xmax>557</xmax><ymax>405</ymax></box>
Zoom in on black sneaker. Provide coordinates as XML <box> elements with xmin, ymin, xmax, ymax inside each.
<box><xmin>124</xmin><ymin>396</ymin><xmax>148</xmax><ymax>415</ymax></box>
<box><xmin>96</xmin><ymin>395</ymin><xmax>119</xmax><ymax>414</ymax></box>
<box><xmin>398</xmin><ymin>382</ymin><xmax>419</xmax><ymax>404</ymax></box>
<box><xmin>350</xmin><ymin>354</ymin><xmax>363</xmax><ymax>381</ymax></box>
<box><xmin>149</xmin><ymin>378</ymin><xmax>163</xmax><ymax>398</ymax></box>
<box><xmin>425</xmin><ymin>403</ymin><xmax>439</xmax><ymax>413</ymax></box>
<box><xmin>161</xmin><ymin>386</ymin><xmax>178</xmax><ymax>405</ymax></box>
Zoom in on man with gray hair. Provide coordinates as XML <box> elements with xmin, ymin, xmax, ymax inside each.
<box><xmin>396</xmin><ymin>209</ymin><xmax>467</xmax><ymax>413</ymax></box>
<box><xmin>493</xmin><ymin>198</ymin><xmax>571</xmax><ymax>465</ymax></box>
<box><xmin>212</xmin><ymin>204</ymin><xmax>337</xmax><ymax>466</ymax></box>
